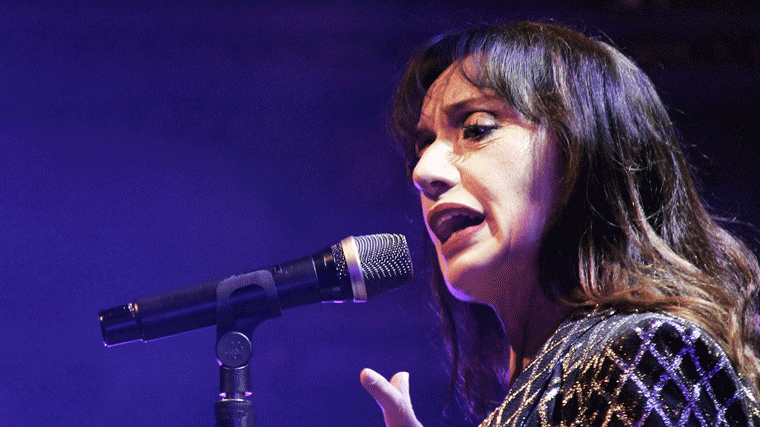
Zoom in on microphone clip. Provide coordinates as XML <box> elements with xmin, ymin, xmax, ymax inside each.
<box><xmin>215</xmin><ymin>270</ymin><xmax>281</xmax><ymax>427</ymax></box>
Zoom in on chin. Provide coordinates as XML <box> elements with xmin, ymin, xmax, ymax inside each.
<box><xmin>441</xmin><ymin>263</ymin><xmax>492</xmax><ymax>304</ymax></box>
<box><xmin>446</xmin><ymin>284</ymin><xmax>478</xmax><ymax>302</ymax></box>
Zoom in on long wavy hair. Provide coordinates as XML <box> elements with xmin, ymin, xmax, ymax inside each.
<box><xmin>391</xmin><ymin>22</ymin><xmax>760</xmax><ymax>420</ymax></box>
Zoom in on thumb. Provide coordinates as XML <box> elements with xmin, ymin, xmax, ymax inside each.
<box><xmin>361</xmin><ymin>368</ymin><xmax>403</xmax><ymax>410</ymax></box>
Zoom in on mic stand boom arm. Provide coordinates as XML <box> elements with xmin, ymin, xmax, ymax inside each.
<box><xmin>214</xmin><ymin>270</ymin><xmax>281</xmax><ymax>427</ymax></box>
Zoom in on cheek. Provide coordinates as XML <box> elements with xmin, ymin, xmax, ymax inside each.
<box><xmin>527</xmin><ymin>147</ymin><xmax>564</xmax><ymax>232</ymax></box>
<box><xmin>419</xmin><ymin>196</ymin><xmax>436</xmax><ymax>238</ymax></box>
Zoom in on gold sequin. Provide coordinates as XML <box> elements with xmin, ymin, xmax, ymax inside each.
<box><xmin>479</xmin><ymin>311</ymin><xmax>760</xmax><ymax>426</ymax></box>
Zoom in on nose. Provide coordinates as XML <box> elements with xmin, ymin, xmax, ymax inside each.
<box><xmin>412</xmin><ymin>140</ymin><xmax>459</xmax><ymax>200</ymax></box>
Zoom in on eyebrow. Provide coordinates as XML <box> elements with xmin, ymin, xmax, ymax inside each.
<box><xmin>442</xmin><ymin>95</ymin><xmax>503</xmax><ymax>117</ymax></box>
<box><xmin>441</xmin><ymin>97</ymin><xmax>486</xmax><ymax>117</ymax></box>
<box><xmin>417</xmin><ymin>95</ymin><xmax>493</xmax><ymax>130</ymax></box>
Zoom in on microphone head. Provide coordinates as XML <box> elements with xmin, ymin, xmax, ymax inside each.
<box><xmin>336</xmin><ymin>234</ymin><xmax>413</xmax><ymax>301</ymax></box>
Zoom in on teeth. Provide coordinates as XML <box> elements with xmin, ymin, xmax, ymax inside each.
<box><xmin>435</xmin><ymin>210</ymin><xmax>476</xmax><ymax>228</ymax></box>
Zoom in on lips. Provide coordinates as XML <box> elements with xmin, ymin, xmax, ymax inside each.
<box><xmin>427</xmin><ymin>206</ymin><xmax>486</xmax><ymax>244</ymax></box>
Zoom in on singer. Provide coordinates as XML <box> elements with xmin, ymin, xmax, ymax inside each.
<box><xmin>361</xmin><ymin>22</ymin><xmax>760</xmax><ymax>426</ymax></box>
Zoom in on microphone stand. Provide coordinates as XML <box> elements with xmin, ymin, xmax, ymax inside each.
<box><xmin>214</xmin><ymin>270</ymin><xmax>281</xmax><ymax>427</ymax></box>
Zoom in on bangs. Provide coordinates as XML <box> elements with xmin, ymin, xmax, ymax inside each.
<box><xmin>392</xmin><ymin>25</ymin><xmax>559</xmax><ymax>176</ymax></box>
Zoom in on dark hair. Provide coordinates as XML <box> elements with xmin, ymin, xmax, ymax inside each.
<box><xmin>392</xmin><ymin>22</ymin><xmax>760</xmax><ymax>420</ymax></box>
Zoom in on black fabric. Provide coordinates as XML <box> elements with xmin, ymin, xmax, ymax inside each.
<box><xmin>480</xmin><ymin>310</ymin><xmax>760</xmax><ymax>426</ymax></box>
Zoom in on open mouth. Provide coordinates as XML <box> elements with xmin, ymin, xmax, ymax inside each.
<box><xmin>428</xmin><ymin>207</ymin><xmax>486</xmax><ymax>244</ymax></box>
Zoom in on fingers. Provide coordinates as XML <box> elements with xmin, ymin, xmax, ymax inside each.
<box><xmin>361</xmin><ymin>368</ymin><xmax>404</xmax><ymax>409</ymax></box>
<box><xmin>361</xmin><ymin>368</ymin><xmax>423</xmax><ymax>427</ymax></box>
<box><xmin>389</xmin><ymin>371</ymin><xmax>410</xmax><ymax>397</ymax></box>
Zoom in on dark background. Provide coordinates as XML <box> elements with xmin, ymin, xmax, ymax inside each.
<box><xmin>1</xmin><ymin>1</ymin><xmax>758</xmax><ymax>426</ymax></box>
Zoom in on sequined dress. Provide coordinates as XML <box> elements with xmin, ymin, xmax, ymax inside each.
<box><xmin>479</xmin><ymin>310</ymin><xmax>760</xmax><ymax>426</ymax></box>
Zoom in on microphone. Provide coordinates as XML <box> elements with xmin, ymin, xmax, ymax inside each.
<box><xmin>98</xmin><ymin>234</ymin><xmax>413</xmax><ymax>346</ymax></box>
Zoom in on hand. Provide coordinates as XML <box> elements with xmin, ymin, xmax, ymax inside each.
<box><xmin>360</xmin><ymin>368</ymin><xmax>423</xmax><ymax>427</ymax></box>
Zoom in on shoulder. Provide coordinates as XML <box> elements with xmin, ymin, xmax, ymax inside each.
<box><xmin>567</xmin><ymin>310</ymin><xmax>721</xmax><ymax>368</ymax></box>
<box><xmin>559</xmin><ymin>310</ymin><xmax>760</xmax><ymax>426</ymax></box>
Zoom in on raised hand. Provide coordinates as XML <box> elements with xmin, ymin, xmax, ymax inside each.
<box><xmin>360</xmin><ymin>368</ymin><xmax>424</xmax><ymax>427</ymax></box>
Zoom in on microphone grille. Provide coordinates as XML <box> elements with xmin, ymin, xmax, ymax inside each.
<box><xmin>331</xmin><ymin>242</ymin><xmax>350</xmax><ymax>290</ymax></box>
<box><xmin>353</xmin><ymin>234</ymin><xmax>413</xmax><ymax>298</ymax></box>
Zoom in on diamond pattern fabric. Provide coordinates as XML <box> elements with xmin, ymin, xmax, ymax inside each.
<box><xmin>480</xmin><ymin>310</ymin><xmax>760</xmax><ymax>426</ymax></box>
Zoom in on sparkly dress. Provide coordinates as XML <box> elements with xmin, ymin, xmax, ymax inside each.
<box><xmin>479</xmin><ymin>310</ymin><xmax>760</xmax><ymax>426</ymax></box>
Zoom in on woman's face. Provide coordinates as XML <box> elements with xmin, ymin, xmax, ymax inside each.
<box><xmin>412</xmin><ymin>59</ymin><xmax>563</xmax><ymax>306</ymax></box>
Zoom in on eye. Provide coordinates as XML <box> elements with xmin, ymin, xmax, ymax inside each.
<box><xmin>407</xmin><ymin>134</ymin><xmax>434</xmax><ymax>175</ymax></box>
<box><xmin>415</xmin><ymin>136</ymin><xmax>435</xmax><ymax>156</ymax></box>
<box><xmin>462</xmin><ymin>124</ymin><xmax>497</xmax><ymax>140</ymax></box>
<box><xmin>460</xmin><ymin>112</ymin><xmax>499</xmax><ymax>142</ymax></box>
<box><xmin>412</xmin><ymin>132</ymin><xmax>435</xmax><ymax>159</ymax></box>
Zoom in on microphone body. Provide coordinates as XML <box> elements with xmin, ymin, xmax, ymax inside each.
<box><xmin>98</xmin><ymin>234</ymin><xmax>412</xmax><ymax>346</ymax></box>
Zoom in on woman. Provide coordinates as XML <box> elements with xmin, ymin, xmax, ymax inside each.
<box><xmin>361</xmin><ymin>22</ymin><xmax>760</xmax><ymax>426</ymax></box>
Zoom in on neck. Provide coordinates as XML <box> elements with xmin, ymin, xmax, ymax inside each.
<box><xmin>493</xmin><ymin>277</ymin><xmax>570</xmax><ymax>387</ymax></box>
<box><xmin>508</xmin><ymin>348</ymin><xmax>530</xmax><ymax>387</ymax></box>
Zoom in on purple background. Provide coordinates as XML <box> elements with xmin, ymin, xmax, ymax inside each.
<box><xmin>1</xmin><ymin>1</ymin><xmax>758</xmax><ymax>426</ymax></box>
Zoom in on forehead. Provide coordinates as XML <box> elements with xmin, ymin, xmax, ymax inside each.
<box><xmin>421</xmin><ymin>63</ymin><xmax>478</xmax><ymax>110</ymax></box>
<box><xmin>427</xmin><ymin>62</ymin><xmax>478</xmax><ymax>100</ymax></box>
<box><xmin>417</xmin><ymin>59</ymin><xmax>502</xmax><ymax>129</ymax></box>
